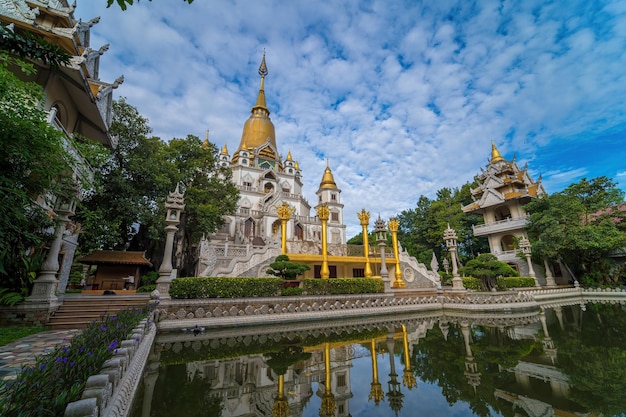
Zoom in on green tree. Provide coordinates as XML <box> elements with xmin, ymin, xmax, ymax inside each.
<box><xmin>0</xmin><ymin>51</ymin><xmax>76</xmax><ymax>304</ymax></box>
<box><xmin>459</xmin><ymin>254</ymin><xmax>518</xmax><ymax>290</ymax></box>
<box><xmin>266</xmin><ymin>255</ymin><xmax>310</xmax><ymax>280</ymax></box>
<box><xmin>397</xmin><ymin>183</ymin><xmax>488</xmax><ymax>266</ymax></box>
<box><xmin>525</xmin><ymin>176</ymin><xmax>626</xmax><ymax>286</ymax></box>
<box><xmin>76</xmin><ymin>99</ymin><xmax>239</xmax><ymax>276</ymax></box>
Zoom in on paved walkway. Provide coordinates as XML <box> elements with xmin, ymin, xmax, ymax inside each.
<box><xmin>0</xmin><ymin>329</ymin><xmax>81</xmax><ymax>381</ymax></box>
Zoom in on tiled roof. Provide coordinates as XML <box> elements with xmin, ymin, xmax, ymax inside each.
<box><xmin>78</xmin><ymin>250</ymin><xmax>152</xmax><ymax>266</ymax></box>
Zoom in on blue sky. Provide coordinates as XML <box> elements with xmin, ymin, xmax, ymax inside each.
<box><xmin>75</xmin><ymin>0</ymin><xmax>626</xmax><ymax>237</ymax></box>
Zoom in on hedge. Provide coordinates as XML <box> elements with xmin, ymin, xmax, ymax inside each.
<box><xmin>462</xmin><ymin>277</ymin><xmax>483</xmax><ymax>290</ymax></box>
<box><xmin>169</xmin><ymin>277</ymin><xmax>283</xmax><ymax>299</ymax></box>
<box><xmin>302</xmin><ymin>278</ymin><xmax>384</xmax><ymax>295</ymax></box>
<box><xmin>496</xmin><ymin>276</ymin><xmax>536</xmax><ymax>289</ymax></box>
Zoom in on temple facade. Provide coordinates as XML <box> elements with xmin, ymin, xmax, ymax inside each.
<box><xmin>197</xmin><ymin>56</ymin><xmax>439</xmax><ymax>287</ymax></box>
<box><xmin>462</xmin><ymin>143</ymin><xmax>572</xmax><ymax>284</ymax></box>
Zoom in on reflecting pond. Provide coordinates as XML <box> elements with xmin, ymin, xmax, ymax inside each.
<box><xmin>131</xmin><ymin>302</ymin><xmax>626</xmax><ymax>417</ymax></box>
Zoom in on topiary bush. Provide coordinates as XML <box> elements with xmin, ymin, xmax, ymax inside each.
<box><xmin>302</xmin><ymin>278</ymin><xmax>384</xmax><ymax>295</ymax></box>
<box><xmin>170</xmin><ymin>277</ymin><xmax>283</xmax><ymax>299</ymax></box>
<box><xmin>281</xmin><ymin>287</ymin><xmax>303</xmax><ymax>296</ymax></box>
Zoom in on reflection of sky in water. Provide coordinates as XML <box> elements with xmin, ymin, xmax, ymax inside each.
<box><xmin>302</xmin><ymin>350</ymin><xmax>502</xmax><ymax>417</ymax></box>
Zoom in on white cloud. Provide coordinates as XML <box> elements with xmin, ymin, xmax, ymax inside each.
<box><xmin>75</xmin><ymin>0</ymin><xmax>626</xmax><ymax>238</ymax></box>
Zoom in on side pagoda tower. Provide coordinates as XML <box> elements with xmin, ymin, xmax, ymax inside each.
<box><xmin>462</xmin><ymin>142</ymin><xmax>546</xmax><ymax>275</ymax></box>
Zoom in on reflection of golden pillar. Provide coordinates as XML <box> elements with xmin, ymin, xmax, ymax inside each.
<box><xmin>358</xmin><ymin>209</ymin><xmax>373</xmax><ymax>277</ymax></box>
<box><xmin>276</xmin><ymin>202</ymin><xmax>294</xmax><ymax>255</ymax></box>
<box><xmin>320</xmin><ymin>342</ymin><xmax>336</xmax><ymax>417</ymax></box>
<box><xmin>272</xmin><ymin>374</ymin><xmax>288</xmax><ymax>417</ymax></box>
<box><xmin>401</xmin><ymin>325</ymin><xmax>417</xmax><ymax>389</ymax></box>
<box><xmin>317</xmin><ymin>204</ymin><xmax>331</xmax><ymax>279</ymax></box>
<box><xmin>388</xmin><ymin>218</ymin><xmax>405</xmax><ymax>288</ymax></box>
<box><xmin>368</xmin><ymin>339</ymin><xmax>384</xmax><ymax>405</ymax></box>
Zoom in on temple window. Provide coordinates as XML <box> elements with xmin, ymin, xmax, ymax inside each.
<box><xmin>295</xmin><ymin>223</ymin><xmax>304</xmax><ymax>240</ymax></box>
<box><xmin>331</xmin><ymin>212</ymin><xmax>339</xmax><ymax>222</ymax></box>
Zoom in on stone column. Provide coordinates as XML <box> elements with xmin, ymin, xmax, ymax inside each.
<box><xmin>460</xmin><ymin>321</ymin><xmax>481</xmax><ymax>392</ymax></box>
<box><xmin>358</xmin><ymin>209</ymin><xmax>373</xmax><ymax>277</ymax></box>
<box><xmin>316</xmin><ymin>204</ymin><xmax>331</xmax><ymax>279</ymax></box>
<box><xmin>519</xmin><ymin>237</ymin><xmax>539</xmax><ymax>286</ymax></box>
<box><xmin>444</xmin><ymin>224</ymin><xmax>464</xmax><ymax>290</ymax></box>
<box><xmin>27</xmin><ymin>198</ymin><xmax>75</xmax><ymax>305</ymax></box>
<box><xmin>276</xmin><ymin>202</ymin><xmax>294</xmax><ymax>255</ymax></box>
<box><xmin>386</xmin><ymin>333</ymin><xmax>404</xmax><ymax>414</ymax></box>
<box><xmin>156</xmin><ymin>185</ymin><xmax>185</xmax><ymax>299</ymax></box>
<box><xmin>388</xmin><ymin>218</ymin><xmax>405</xmax><ymax>288</ymax></box>
<box><xmin>374</xmin><ymin>216</ymin><xmax>391</xmax><ymax>292</ymax></box>
<box><xmin>544</xmin><ymin>259</ymin><xmax>557</xmax><ymax>287</ymax></box>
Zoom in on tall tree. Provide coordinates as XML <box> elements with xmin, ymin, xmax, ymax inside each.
<box><xmin>525</xmin><ymin>176</ymin><xmax>626</xmax><ymax>286</ymax></box>
<box><xmin>396</xmin><ymin>183</ymin><xmax>488</xmax><ymax>266</ymax></box>
<box><xmin>0</xmin><ymin>52</ymin><xmax>76</xmax><ymax>303</ymax></box>
<box><xmin>77</xmin><ymin>99</ymin><xmax>239</xmax><ymax>276</ymax></box>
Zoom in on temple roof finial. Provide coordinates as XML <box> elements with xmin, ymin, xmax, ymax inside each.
<box><xmin>490</xmin><ymin>141</ymin><xmax>505</xmax><ymax>163</ymax></box>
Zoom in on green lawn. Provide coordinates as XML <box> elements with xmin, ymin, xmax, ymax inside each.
<box><xmin>0</xmin><ymin>325</ymin><xmax>47</xmax><ymax>347</ymax></box>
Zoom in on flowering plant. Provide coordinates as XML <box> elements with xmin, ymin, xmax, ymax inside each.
<box><xmin>0</xmin><ymin>302</ymin><xmax>156</xmax><ymax>417</ymax></box>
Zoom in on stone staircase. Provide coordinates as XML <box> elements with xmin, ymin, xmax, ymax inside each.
<box><xmin>48</xmin><ymin>294</ymin><xmax>151</xmax><ymax>330</ymax></box>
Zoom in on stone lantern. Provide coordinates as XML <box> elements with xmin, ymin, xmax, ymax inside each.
<box><xmin>443</xmin><ymin>224</ymin><xmax>464</xmax><ymax>290</ymax></box>
<box><xmin>156</xmin><ymin>184</ymin><xmax>185</xmax><ymax>299</ymax></box>
<box><xmin>519</xmin><ymin>236</ymin><xmax>539</xmax><ymax>287</ymax></box>
<box><xmin>27</xmin><ymin>194</ymin><xmax>76</xmax><ymax>305</ymax></box>
<box><xmin>374</xmin><ymin>215</ymin><xmax>391</xmax><ymax>292</ymax></box>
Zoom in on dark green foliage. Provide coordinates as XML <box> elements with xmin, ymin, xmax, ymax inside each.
<box><xmin>0</xmin><ymin>53</ymin><xmax>75</xmax><ymax>303</ymax></box>
<box><xmin>0</xmin><ymin>24</ymin><xmax>70</xmax><ymax>68</ymax></box>
<box><xmin>266</xmin><ymin>255</ymin><xmax>310</xmax><ymax>279</ymax></box>
<box><xmin>169</xmin><ymin>277</ymin><xmax>283</xmax><ymax>299</ymax></box>
<box><xmin>0</xmin><ymin>303</ymin><xmax>156</xmax><ymax>417</ymax></box>
<box><xmin>396</xmin><ymin>183</ymin><xmax>488</xmax><ymax>266</ymax></box>
<box><xmin>496</xmin><ymin>277</ymin><xmax>536</xmax><ymax>289</ymax></box>
<box><xmin>525</xmin><ymin>176</ymin><xmax>626</xmax><ymax>286</ymax></box>
<box><xmin>281</xmin><ymin>286</ymin><xmax>303</xmax><ymax>296</ymax></box>
<box><xmin>136</xmin><ymin>284</ymin><xmax>156</xmax><ymax>293</ymax></box>
<box><xmin>302</xmin><ymin>278</ymin><xmax>384</xmax><ymax>295</ymax></box>
<box><xmin>460</xmin><ymin>254</ymin><xmax>519</xmax><ymax>291</ymax></box>
<box><xmin>265</xmin><ymin>345</ymin><xmax>311</xmax><ymax>375</ymax></box>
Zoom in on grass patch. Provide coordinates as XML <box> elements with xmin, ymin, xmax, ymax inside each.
<box><xmin>0</xmin><ymin>325</ymin><xmax>47</xmax><ymax>347</ymax></box>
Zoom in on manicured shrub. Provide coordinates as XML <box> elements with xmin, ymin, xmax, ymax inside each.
<box><xmin>281</xmin><ymin>287</ymin><xmax>303</xmax><ymax>296</ymax></box>
<box><xmin>462</xmin><ymin>277</ymin><xmax>483</xmax><ymax>290</ymax></box>
<box><xmin>496</xmin><ymin>276</ymin><xmax>536</xmax><ymax>289</ymax></box>
<box><xmin>169</xmin><ymin>277</ymin><xmax>283</xmax><ymax>299</ymax></box>
<box><xmin>302</xmin><ymin>278</ymin><xmax>384</xmax><ymax>295</ymax></box>
<box><xmin>0</xmin><ymin>302</ymin><xmax>156</xmax><ymax>417</ymax></box>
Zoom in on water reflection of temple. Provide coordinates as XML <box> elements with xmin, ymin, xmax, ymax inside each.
<box><xmin>140</xmin><ymin>299</ymin><xmax>625</xmax><ymax>417</ymax></box>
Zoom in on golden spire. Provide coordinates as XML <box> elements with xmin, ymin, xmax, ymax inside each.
<box><xmin>319</xmin><ymin>161</ymin><xmax>338</xmax><ymax>190</ymax></box>
<box><xmin>295</xmin><ymin>160</ymin><xmax>300</xmax><ymax>170</ymax></box>
<box><xmin>220</xmin><ymin>143</ymin><xmax>229</xmax><ymax>155</ymax></box>
<box><xmin>286</xmin><ymin>150</ymin><xmax>293</xmax><ymax>161</ymax></box>
<box><xmin>232</xmin><ymin>51</ymin><xmax>277</xmax><ymax>163</ymax></box>
<box><xmin>490</xmin><ymin>141</ymin><xmax>505</xmax><ymax>163</ymax></box>
<box><xmin>202</xmin><ymin>129</ymin><xmax>210</xmax><ymax>149</ymax></box>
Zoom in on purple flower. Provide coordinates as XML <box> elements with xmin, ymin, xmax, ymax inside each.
<box><xmin>40</xmin><ymin>364</ymin><xmax>46</xmax><ymax>370</ymax></box>
<box><xmin>107</xmin><ymin>341</ymin><xmax>119</xmax><ymax>351</ymax></box>
<box><xmin>70</xmin><ymin>361</ymin><xmax>75</xmax><ymax>367</ymax></box>
<box><xmin>100</xmin><ymin>324</ymin><xmax>107</xmax><ymax>332</ymax></box>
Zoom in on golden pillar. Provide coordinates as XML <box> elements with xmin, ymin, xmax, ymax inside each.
<box><xmin>358</xmin><ymin>209</ymin><xmax>373</xmax><ymax>277</ymax></box>
<box><xmin>401</xmin><ymin>325</ymin><xmax>417</xmax><ymax>390</ymax></box>
<box><xmin>388</xmin><ymin>218</ymin><xmax>405</xmax><ymax>288</ymax></box>
<box><xmin>368</xmin><ymin>339</ymin><xmax>384</xmax><ymax>405</ymax></box>
<box><xmin>320</xmin><ymin>342</ymin><xmax>336</xmax><ymax>417</ymax></box>
<box><xmin>272</xmin><ymin>374</ymin><xmax>288</xmax><ymax>417</ymax></box>
<box><xmin>316</xmin><ymin>204</ymin><xmax>331</xmax><ymax>279</ymax></box>
<box><xmin>276</xmin><ymin>202</ymin><xmax>294</xmax><ymax>255</ymax></box>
